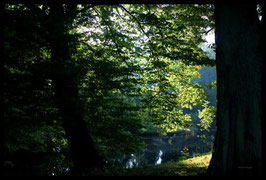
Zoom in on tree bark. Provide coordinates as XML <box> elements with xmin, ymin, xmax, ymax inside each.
<box><xmin>260</xmin><ymin>2</ymin><xmax>266</xmax><ymax>175</ymax></box>
<box><xmin>47</xmin><ymin>4</ymin><xmax>103</xmax><ymax>174</ymax></box>
<box><xmin>0</xmin><ymin>3</ymin><xmax>5</xmax><ymax>175</ymax></box>
<box><xmin>207</xmin><ymin>4</ymin><xmax>263</xmax><ymax>176</ymax></box>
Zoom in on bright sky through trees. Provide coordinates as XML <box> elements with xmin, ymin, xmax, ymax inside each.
<box><xmin>205</xmin><ymin>33</ymin><xmax>215</xmax><ymax>44</ymax></box>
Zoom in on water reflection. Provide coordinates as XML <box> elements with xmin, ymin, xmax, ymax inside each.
<box><xmin>155</xmin><ymin>150</ymin><xmax>163</xmax><ymax>165</ymax></box>
<box><xmin>125</xmin><ymin>154</ymin><xmax>139</xmax><ymax>169</ymax></box>
<box><xmin>125</xmin><ymin>150</ymin><xmax>163</xmax><ymax>168</ymax></box>
<box><xmin>123</xmin><ymin>132</ymin><xmax>213</xmax><ymax>168</ymax></box>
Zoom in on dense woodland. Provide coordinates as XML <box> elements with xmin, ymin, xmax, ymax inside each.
<box><xmin>1</xmin><ymin>3</ymin><xmax>265</xmax><ymax>176</ymax></box>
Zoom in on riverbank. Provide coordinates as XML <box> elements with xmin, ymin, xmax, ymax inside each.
<box><xmin>100</xmin><ymin>152</ymin><xmax>212</xmax><ymax>176</ymax></box>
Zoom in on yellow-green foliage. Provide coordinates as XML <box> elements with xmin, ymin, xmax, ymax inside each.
<box><xmin>179</xmin><ymin>152</ymin><xmax>212</xmax><ymax>168</ymax></box>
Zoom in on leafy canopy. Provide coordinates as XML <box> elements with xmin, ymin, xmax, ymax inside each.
<box><xmin>3</xmin><ymin>4</ymin><xmax>216</xmax><ymax>173</ymax></box>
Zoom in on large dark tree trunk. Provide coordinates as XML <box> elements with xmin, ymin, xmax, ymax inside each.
<box><xmin>207</xmin><ymin>4</ymin><xmax>263</xmax><ymax>176</ymax></box>
<box><xmin>0</xmin><ymin>3</ymin><xmax>5</xmax><ymax>174</ymax></box>
<box><xmin>261</xmin><ymin>2</ymin><xmax>266</xmax><ymax>175</ymax></box>
<box><xmin>47</xmin><ymin>4</ymin><xmax>103</xmax><ymax>174</ymax></box>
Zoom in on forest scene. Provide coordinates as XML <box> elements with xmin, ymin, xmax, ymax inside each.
<box><xmin>1</xmin><ymin>3</ymin><xmax>265</xmax><ymax>176</ymax></box>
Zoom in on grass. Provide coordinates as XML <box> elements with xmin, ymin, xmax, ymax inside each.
<box><xmin>179</xmin><ymin>152</ymin><xmax>212</xmax><ymax>168</ymax></box>
<box><xmin>101</xmin><ymin>152</ymin><xmax>212</xmax><ymax>176</ymax></box>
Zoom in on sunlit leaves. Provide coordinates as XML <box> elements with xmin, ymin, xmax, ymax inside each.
<box><xmin>198</xmin><ymin>101</ymin><xmax>216</xmax><ymax>131</ymax></box>
<box><xmin>140</xmin><ymin>59</ymin><xmax>209</xmax><ymax>132</ymax></box>
<box><xmin>75</xmin><ymin>3</ymin><xmax>216</xmax><ymax>155</ymax></box>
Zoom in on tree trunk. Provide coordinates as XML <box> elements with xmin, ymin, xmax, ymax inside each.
<box><xmin>0</xmin><ymin>3</ymin><xmax>5</xmax><ymax>174</ymax></box>
<box><xmin>48</xmin><ymin>4</ymin><xmax>103</xmax><ymax>174</ymax></box>
<box><xmin>260</xmin><ymin>2</ymin><xmax>266</xmax><ymax>175</ymax></box>
<box><xmin>207</xmin><ymin>4</ymin><xmax>263</xmax><ymax>176</ymax></box>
